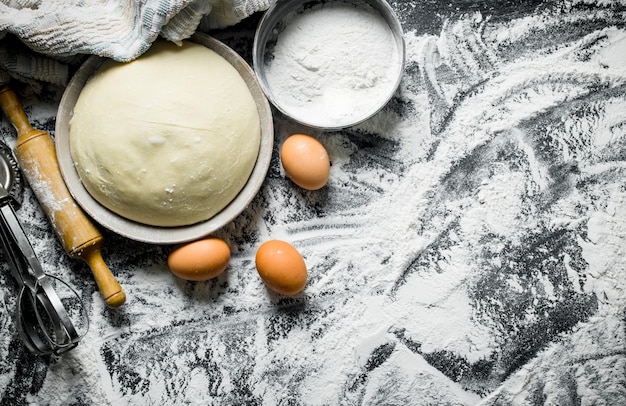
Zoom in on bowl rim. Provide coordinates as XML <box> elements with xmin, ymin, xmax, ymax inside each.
<box><xmin>252</xmin><ymin>0</ymin><xmax>405</xmax><ymax>130</ymax></box>
<box><xmin>55</xmin><ymin>32</ymin><xmax>274</xmax><ymax>245</ymax></box>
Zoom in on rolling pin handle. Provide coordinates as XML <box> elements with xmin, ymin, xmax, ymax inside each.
<box><xmin>0</xmin><ymin>87</ymin><xmax>31</xmax><ymax>135</ymax></box>
<box><xmin>83</xmin><ymin>249</ymin><xmax>126</xmax><ymax>308</ymax></box>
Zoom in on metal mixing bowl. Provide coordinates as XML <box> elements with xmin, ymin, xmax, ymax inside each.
<box><xmin>252</xmin><ymin>0</ymin><xmax>405</xmax><ymax>130</ymax></box>
<box><xmin>55</xmin><ymin>33</ymin><xmax>274</xmax><ymax>245</ymax></box>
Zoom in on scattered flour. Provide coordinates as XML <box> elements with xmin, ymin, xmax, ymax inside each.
<box><xmin>1</xmin><ymin>2</ymin><xmax>625</xmax><ymax>405</ymax></box>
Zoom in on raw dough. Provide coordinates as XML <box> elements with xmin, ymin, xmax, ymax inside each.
<box><xmin>69</xmin><ymin>40</ymin><xmax>260</xmax><ymax>227</ymax></box>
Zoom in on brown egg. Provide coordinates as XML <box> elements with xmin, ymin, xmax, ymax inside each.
<box><xmin>167</xmin><ymin>237</ymin><xmax>230</xmax><ymax>281</ymax></box>
<box><xmin>280</xmin><ymin>134</ymin><xmax>330</xmax><ymax>190</ymax></box>
<box><xmin>255</xmin><ymin>240</ymin><xmax>307</xmax><ymax>295</ymax></box>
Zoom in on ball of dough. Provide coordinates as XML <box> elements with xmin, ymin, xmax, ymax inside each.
<box><xmin>69</xmin><ymin>40</ymin><xmax>260</xmax><ymax>227</ymax></box>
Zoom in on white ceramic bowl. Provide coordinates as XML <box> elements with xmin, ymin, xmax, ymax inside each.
<box><xmin>56</xmin><ymin>33</ymin><xmax>274</xmax><ymax>245</ymax></box>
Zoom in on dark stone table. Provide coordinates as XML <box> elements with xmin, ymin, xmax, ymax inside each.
<box><xmin>1</xmin><ymin>0</ymin><xmax>625</xmax><ymax>404</ymax></box>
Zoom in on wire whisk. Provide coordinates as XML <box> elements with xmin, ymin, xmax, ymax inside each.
<box><xmin>0</xmin><ymin>140</ymin><xmax>88</xmax><ymax>356</ymax></box>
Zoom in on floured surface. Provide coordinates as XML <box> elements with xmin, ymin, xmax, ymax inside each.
<box><xmin>1</xmin><ymin>0</ymin><xmax>625</xmax><ymax>404</ymax></box>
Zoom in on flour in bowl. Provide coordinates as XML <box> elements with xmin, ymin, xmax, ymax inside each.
<box><xmin>263</xmin><ymin>0</ymin><xmax>402</xmax><ymax>128</ymax></box>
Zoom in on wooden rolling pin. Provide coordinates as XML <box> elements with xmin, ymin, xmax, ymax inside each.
<box><xmin>0</xmin><ymin>86</ymin><xmax>126</xmax><ymax>308</ymax></box>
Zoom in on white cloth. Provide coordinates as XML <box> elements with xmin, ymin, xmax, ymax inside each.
<box><xmin>0</xmin><ymin>0</ymin><xmax>270</xmax><ymax>87</ymax></box>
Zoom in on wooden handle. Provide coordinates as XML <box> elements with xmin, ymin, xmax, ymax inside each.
<box><xmin>85</xmin><ymin>249</ymin><xmax>126</xmax><ymax>308</ymax></box>
<box><xmin>0</xmin><ymin>86</ymin><xmax>126</xmax><ymax>307</ymax></box>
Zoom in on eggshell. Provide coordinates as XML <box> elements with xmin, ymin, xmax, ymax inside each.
<box><xmin>167</xmin><ymin>237</ymin><xmax>230</xmax><ymax>281</ymax></box>
<box><xmin>255</xmin><ymin>240</ymin><xmax>307</xmax><ymax>295</ymax></box>
<box><xmin>280</xmin><ymin>134</ymin><xmax>330</xmax><ymax>190</ymax></box>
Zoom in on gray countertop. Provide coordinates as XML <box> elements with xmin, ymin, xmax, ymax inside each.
<box><xmin>1</xmin><ymin>0</ymin><xmax>625</xmax><ymax>404</ymax></box>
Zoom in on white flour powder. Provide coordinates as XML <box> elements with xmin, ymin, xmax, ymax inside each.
<box><xmin>2</xmin><ymin>2</ymin><xmax>625</xmax><ymax>405</ymax></box>
<box><xmin>263</xmin><ymin>0</ymin><xmax>401</xmax><ymax>128</ymax></box>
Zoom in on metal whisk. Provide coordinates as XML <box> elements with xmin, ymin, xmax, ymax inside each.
<box><xmin>0</xmin><ymin>140</ymin><xmax>88</xmax><ymax>356</ymax></box>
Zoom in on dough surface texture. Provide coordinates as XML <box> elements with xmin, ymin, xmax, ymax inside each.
<box><xmin>70</xmin><ymin>40</ymin><xmax>261</xmax><ymax>227</ymax></box>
